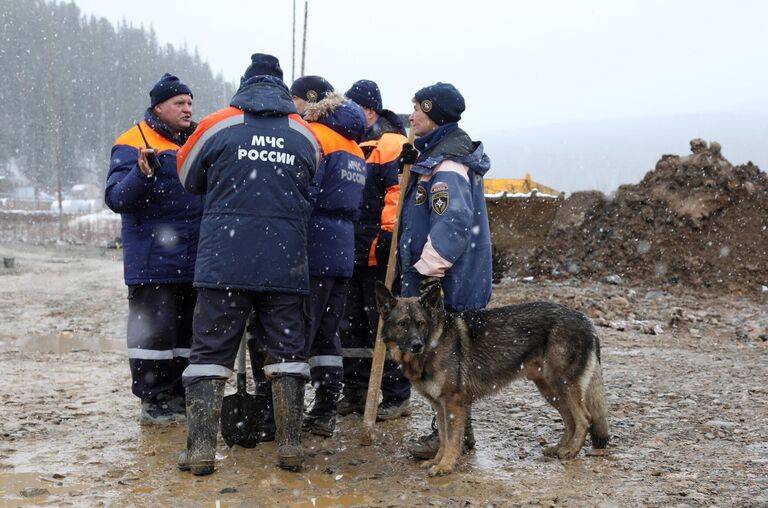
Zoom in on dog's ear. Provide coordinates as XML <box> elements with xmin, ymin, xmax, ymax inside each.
<box><xmin>374</xmin><ymin>281</ymin><xmax>397</xmax><ymax>316</ymax></box>
<box><xmin>419</xmin><ymin>280</ymin><xmax>444</xmax><ymax>311</ymax></box>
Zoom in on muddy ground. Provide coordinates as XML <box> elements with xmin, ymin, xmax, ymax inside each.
<box><xmin>0</xmin><ymin>243</ymin><xmax>767</xmax><ymax>507</ymax></box>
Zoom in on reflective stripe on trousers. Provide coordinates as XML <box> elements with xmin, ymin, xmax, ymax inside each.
<box><xmin>127</xmin><ymin>348</ymin><xmax>191</xmax><ymax>360</ymax></box>
<box><xmin>308</xmin><ymin>355</ymin><xmax>343</xmax><ymax>368</ymax></box>
<box><xmin>342</xmin><ymin>347</ymin><xmax>395</xmax><ymax>360</ymax></box>
<box><xmin>182</xmin><ymin>363</ymin><xmax>233</xmax><ymax>380</ymax></box>
<box><xmin>308</xmin><ymin>356</ymin><xmax>343</xmax><ymax>393</ymax></box>
<box><xmin>264</xmin><ymin>361</ymin><xmax>310</xmax><ymax>379</ymax></box>
<box><xmin>342</xmin><ymin>347</ymin><xmax>372</xmax><ymax>358</ymax></box>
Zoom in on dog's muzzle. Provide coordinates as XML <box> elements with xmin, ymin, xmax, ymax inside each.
<box><xmin>403</xmin><ymin>340</ymin><xmax>424</xmax><ymax>354</ymax></box>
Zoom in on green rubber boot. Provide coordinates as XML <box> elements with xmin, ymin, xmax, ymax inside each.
<box><xmin>272</xmin><ymin>376</ymin><xmax>305</xmax><ymax>471</ymax></box>
<box><xmin>177</xmin><ymin>379</ymin><xmax>225</xmax><ymax>476</ymax></box>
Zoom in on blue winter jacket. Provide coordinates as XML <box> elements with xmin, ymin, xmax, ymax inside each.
<box><xmin>105</xmin><ymin>111</ymin><xmax>203</xmax><ymax>285</ymax></box>
<box><xmin>302</xmin><ymin>93</ymin><xmax>367</xmax><ymax>278</ymax></box>
<box><xmin>177</xmin><ymin>75</ymin><xmax>321</xmax><ymax>294</ymax></box>
<box><xmin>398</xmin><ymin>124</ymin><xmax>493</xmax><ymax>311</ymax></box>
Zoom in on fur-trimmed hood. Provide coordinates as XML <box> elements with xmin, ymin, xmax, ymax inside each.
<box><xmin>303</xmin><ymin>91</ymin><xmax>367</xmax><ymax>142</ymax></box>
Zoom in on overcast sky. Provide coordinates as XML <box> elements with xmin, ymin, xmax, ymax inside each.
<box><xmin>72</xmin><ymin>0</ymin><xmax>768</xmax><ymax>191</ymax></box>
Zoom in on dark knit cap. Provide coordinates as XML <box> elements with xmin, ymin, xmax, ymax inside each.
<box><xmin>414</xmin><ymin>82</ymin><xmax>465</xmax><ymax>125</ymax></box>
<box><xmin>242</xmin><ymin>53</ymin><xmax>283</xmax><ymax>81</ymax></box>
<box><xmin>290</xmin><ymin>75</ymin><xmax>334</xmax><ymax>102</ymax></box>
<box><xmin>345</xmin><ymin>79</ymin><xmax>382</xmax><ymax>113</ymax></box>
<box><xmin>149</xmin><ymin>73</ymin><xmax>192</xmax><ymax>107</ymax></box>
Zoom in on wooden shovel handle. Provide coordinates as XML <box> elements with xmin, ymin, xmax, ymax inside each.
<box><xmin>360</xmin><ymin>128</ymin><xmax>416</xmax><ymax>445</ymax></box>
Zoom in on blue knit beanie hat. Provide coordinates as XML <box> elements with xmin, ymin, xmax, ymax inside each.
<box><xmin>414</xmin><ymin>82</ymin><xmax>465</xmax><ymax>125</ymax></box>
<box><xmin>345</xmin><ymin>79</ymin><xmax>382</xmax><ymax>113</ymax></box>
<box><xmin>242</xmin><ymin>53</ymin><xmax>284</xmax><ymax>81</ymax></box>
<box><xmin>149</xmin><ymin>73</ymin><xmax>193</xmax><ymax>107</ymax></box>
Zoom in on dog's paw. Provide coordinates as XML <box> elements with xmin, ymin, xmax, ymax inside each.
<box><xmin>542</xmin><ymin>445</ymin><xmax>561</xmax><ymax>457</ymax></box>
<box><xmin>428</xmin><ymin>463</ymin><xmax>454</xmax><ymax>477</ymax></box>
<box><xmin>585</xmin><ymin>448</ymin><xmax>611</xmax><ymax>457</ymax></box>
<box><xmin>556</xmin><ymin>448</ymin><xmax>579</xmax><ymax>460</ymax></box>
<box><xmin>421</xmin><ymin>459</ymin><xmax>437</xmax><ymax>469</ymax></box>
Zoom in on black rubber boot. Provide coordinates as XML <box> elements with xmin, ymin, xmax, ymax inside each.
<box><xmin>336</xmin><ymin>388</ymin><xmax>366</xmax><ymax>416</ymax></box>
<box><xmin>272</xmin><ymin>376</ymin><xmax>305</xmax><ymax>471</ymax></box>
<box><xmin>376</xmin><ymin>398</ymin><xmax>412</xmax><ymax>421</ymax></box>
<box><xmin>409</xmin><ymin>407</ymin><xmax>476</xmax><ymax>460</ymax></box>
<box><xmin>303</xmin><ymin>388</ymin><xmax>338</xmax><ymax>437</ymax></box>
<box><xmin>177</xmin><ymin>379</ymin><xmax>226</xmax><ymax>475</ymax></box>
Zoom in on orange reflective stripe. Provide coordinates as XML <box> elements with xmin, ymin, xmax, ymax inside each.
<box><xmin>177</xmin><ymin>106</ymin><xmax>241</xmax><ymax>174</ymax></box>
<box><xmin>288</xmin><ymin>113</ymin><xmax>315</xmax><ymax>133</ymax></box>
<box><xmin>114</xmin><ymin>121</ymin><xmax>179</xmax><ymax>153</ymax></box>
<box><xmin>309</xmin><ymin>123</ymin><xmax>364</xmax><ymax>158</ymax></box>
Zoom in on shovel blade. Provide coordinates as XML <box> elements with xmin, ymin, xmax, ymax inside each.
<box><xmin>220</xmin><ymin>390</ymin><xmax>266</xmax><ymax>448</ymax></box>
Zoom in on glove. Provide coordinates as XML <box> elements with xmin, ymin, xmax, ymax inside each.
<box><xmin>418</xmin><ymin>275</ymin><xmax>442</xmax><ymax>295</ymax></box>
<box><xmin>398</xmin><ymin>143</ymin><xmax>419</xmax><ymax>169</ymax></box>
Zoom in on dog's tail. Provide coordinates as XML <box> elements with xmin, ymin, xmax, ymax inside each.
<box><xmin>585</xmin><ymin>351</ymin><xmax>610</xmax><ymax>449</ymax></box>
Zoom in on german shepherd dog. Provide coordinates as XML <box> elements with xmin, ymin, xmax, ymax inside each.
<box><xmin>375</xmin><ymin>281</ymin><xmax>609</xmax><ymax>476</ymax></box>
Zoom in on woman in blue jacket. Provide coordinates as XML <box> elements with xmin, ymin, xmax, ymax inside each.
<box><xmin>398</xmin><ymin>82</ymin><xmax>492</xmax><ymax>460</ymax></box>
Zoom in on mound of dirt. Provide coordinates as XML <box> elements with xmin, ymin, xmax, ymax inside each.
<box><xmin>487</xmin><ymin>195</ymin><xmax>563</xmax><ymax>281</ymax></box>
<box><xmin>525</xmin><ymin>139</ymin><xmax>768</xmax><ymax>291</ymax></box>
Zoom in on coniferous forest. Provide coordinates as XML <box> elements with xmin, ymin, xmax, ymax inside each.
<box><xmin>0</xmin><ymin>0</ymin><xmax>236</xmax><ymax>191</ymax></box>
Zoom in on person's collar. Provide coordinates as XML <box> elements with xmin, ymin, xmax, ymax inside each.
<box><xmin>414</xmin><ymin>122</ymin><xmax>459</xmax><ymax>155</ymax></box>
<box><xmin>362</xmin><ymin>114</ymin><xmax>385</xmax><ymax>142</ymax></box>
<box><xmin>143</xmin><ymin>109</ymin><xmax>194</xmax><ymax>146</ymax></box>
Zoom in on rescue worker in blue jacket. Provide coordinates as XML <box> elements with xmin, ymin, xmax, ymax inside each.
<box><xmin>398</xmin><ymin>82</ymin><xmax>492</xmax><ymax>459</ymax></box>
<box><xmin>175</xmin><ymin>54</ymin><xmax>321</xmax><ymax>475</ymax></box>
<box><xmin>338</xmin><ymin>79</ymin><xmax>412</xmax><ymax>421</ymax></box>
<box><xmin>288</xmin><ymin>75</ymin><xmax>367</xmax><ymax>437</ymax></box>
<box><xmin>105</xmin><ymin>73</ymin><xmax>202</xmax><ymax>426</ymax></box>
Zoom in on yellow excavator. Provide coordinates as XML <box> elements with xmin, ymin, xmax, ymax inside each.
<box><xmin>484</xmin><ymin>173</ymin><xmax>562</xmax><ymax>197</ymax></box>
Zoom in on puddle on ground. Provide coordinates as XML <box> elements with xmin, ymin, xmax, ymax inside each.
<box><xmin>469</xmin><ymin>448</ymin><xmax>522</xmax><ymax>482</ymax></box>
<box><xmin>108</xmin><ymin>424</ymin><xmax>379</xmax><ymax>506</ymax></box>
<box><xmin>0</xmin><ymin>472</ymin><xmax>86</xmax><ymax>506</ymax></box>
<box><xmin>0</xmin><ymin>333</ymin><xmax>124</xmax><ymax>353</ymax></box>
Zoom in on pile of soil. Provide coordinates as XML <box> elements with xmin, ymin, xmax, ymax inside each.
<box><xmin>525</xmin><ymin>139</ymin><xmax>768</xmax><ymax>291</ymax></box>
